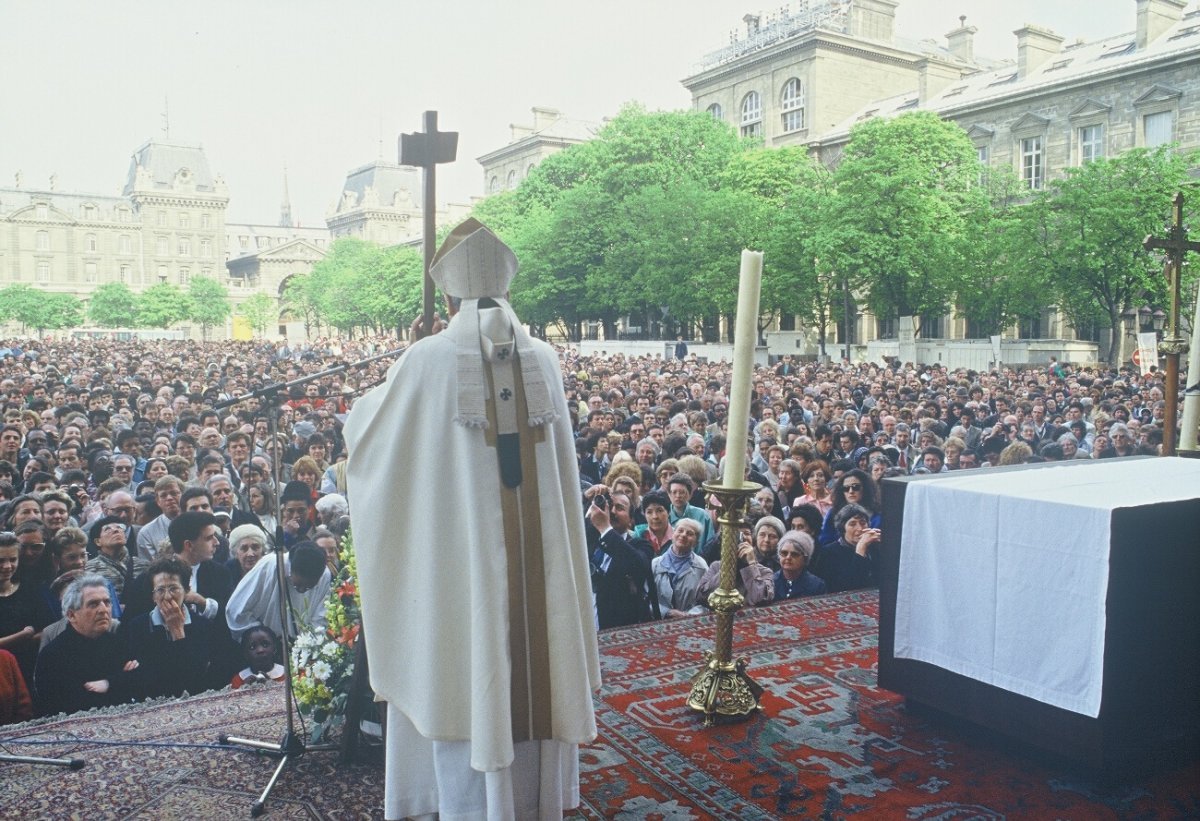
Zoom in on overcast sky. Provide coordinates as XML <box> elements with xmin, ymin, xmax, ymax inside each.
<box><xmin>2</xmin><ymin>1</ymin><xmax>1137</xmax><ymax>226</ymax></box>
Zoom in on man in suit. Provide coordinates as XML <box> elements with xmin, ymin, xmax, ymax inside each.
<box><xmin>585</xmin><ymin>488</ymin><xmax>657</xmax><ymax>628</ymax></box>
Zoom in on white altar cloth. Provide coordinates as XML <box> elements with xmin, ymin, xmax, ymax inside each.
<box><xmin>894</xmin><ymin>457</ymin><xmax>1200</xmax><ymax>717</ymax></box>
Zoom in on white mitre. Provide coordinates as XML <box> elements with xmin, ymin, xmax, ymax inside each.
<box><xmin>430</xmin><ymin>218</ymin><xmax>557</xmax><ymax>429</ymax></box>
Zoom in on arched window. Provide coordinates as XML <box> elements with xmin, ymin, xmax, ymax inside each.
<box><xmin>489</xmin><ymin>176</ymin><xmax>500</xmax><ymax>194</ymax></box>
<box><xmin>507</xmin><ymin>170</ymin><xmax>517</xmax><ymax>189</ymax></box>
<box><xmin>781</xmin><ymin>78</ymin><xmax>805</xmax><ymax>132</ymax></box>
<box><xmin>740</xmin><ymin>92</ymin><xmax>762</xmax><ymax>138</ymax></box>
<box><xmin>707</xmin><ymin>103</ymin><xmax>724</xmax><ymax>121</ymax></box>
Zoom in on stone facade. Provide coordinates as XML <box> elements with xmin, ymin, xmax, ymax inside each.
<box><xmin>477</xmin><ymin>107</ymin><xmax>600</xmax><ymax>193</ymax></box>
<box><xmin>0</xmin><ymin>140</ymin><xmax>230</xmax><ymax>305</ymax></box>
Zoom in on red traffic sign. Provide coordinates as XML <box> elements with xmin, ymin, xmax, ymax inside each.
<box><xmin>1131</xmin><ymin>349</ymin><xmax>1142</xmax><ymax>367</ymax></box>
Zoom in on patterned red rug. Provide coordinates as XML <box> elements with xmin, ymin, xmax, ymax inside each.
<box><xmin>578</xmin><ymin>591</ymin><xmax>1200</xmax><ymax>820</ymax></box>
<box><xmin>2</xmin><ymin>591</ymin><xmax>1196</xmax><ymax>819</ymax></box>
<box><xmin>0</xmin><ymin>686</ymin><xmax>382</xmax><ymax>819</ymax></box>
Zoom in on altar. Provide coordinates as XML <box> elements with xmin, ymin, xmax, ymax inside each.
<box><xmin>877</xmin><ymin>457</ymin><xmax>1200</xmax><ymax>769</ymax></box>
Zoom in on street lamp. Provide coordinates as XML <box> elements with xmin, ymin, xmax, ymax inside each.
<box><xmin>1152</xmin><ymin>309</ymin><xmax>1167</xmax><ymax>333</ymax></box>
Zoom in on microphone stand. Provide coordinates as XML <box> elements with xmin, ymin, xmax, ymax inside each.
<box><xmin>213</xmin><ymin>345</ymin><xmax>403</xmax><ymax>817</ymax></box>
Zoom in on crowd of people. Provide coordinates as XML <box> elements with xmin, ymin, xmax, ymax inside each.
<box><xmin>0</xmin><ymin>334</ymin><xmax>1176</xmax><ymax>723</ymax></box>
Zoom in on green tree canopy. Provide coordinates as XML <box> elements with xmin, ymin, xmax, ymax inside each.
<box><xmin>1022</xmin><ymin>146</ymin><xmax>1197</xmax><ymax>363</ymax></box>
<box><xmin>830</xmin><ymin>111</ymin><xmax>984</xmax><ymax>331</ymax></box>
<box><xmin>137</xmin><ymin>282</ymin><xmax>191</xmax><ymax>329</ymax></box>
<box><xmin>187</xmin><ymin>276</ymin><xmax>232</xmax><ymax>335</ymax></box>
<box><xmin>236</xmin><ymin>292</ymin><xmax>278</xmax><ymax>337</ymax></box>
<box><xmin>88</xmin><ymin>282</ymin><xmax>139</xmax><ymax>328</ymax></box>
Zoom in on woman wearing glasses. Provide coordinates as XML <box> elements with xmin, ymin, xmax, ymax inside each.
<box><xmin>120</xmin><ymin>555</ymin><xmax>214</xmax><ymax>699</ymax></box>
<box><xmin>816</xmin><ymin>469</ymin><xmax>881</xmax><ymax>547</ymax></box>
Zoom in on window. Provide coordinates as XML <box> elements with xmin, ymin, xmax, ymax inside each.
<box><xmin>977</xmin><ymin>144</ymin><xmax>990</xmax><ymax>163</ymax></box>
<box><xmin>179</xmin><ymin>212</ymin><xmax>190</xmax><ymax>228</ymax></box>
<box><xmin>156</xmin><ymin>236</ymin><xmax>169</xmax><ymax>256</ymax></box>
<box><xmin>86</xmin><ymin>233</ymin><xmax>98</xmax><ymax>252</ymax></box>
<box><xmin>179</xmin><ymin>267</ymin><xmax>190</xmax><ymax>285</ymax></box>
<box><xmin>36</xmin><ymin>204</ymin><xmax>48</xmax><ymax>220</ymax></box>
<box><xmin>200</xmin><ymin>238</ymin><xmax>211</xmax><ymax>257</ymax></box>
<box><xmin>489</xmin><ymin>176</ymin><xmax>500</xmax><ymax>194</ymax></box>
<box><xmin>921</xmin><ymin>313</ymin><xmax>944</xmax><ymax>339</ymax></box>
<box><xmin>84</xmin><ymin>262</ymin><xmax>97</xmax><ymax>283</ymax></box>
<box><xmin>507</xmin><ymin>170</ymin><xmax>517</xmax><ymax>190</ymax></box>
<box><xmin>157</xmin><ymin>211</ymin><xmax>167</xmax><ymax>227</ymax></box>
<box><xmin>256</xmin><ymin>236</ymin><xmax>268</xmax><ymax>250</ymax></box>
<box><xmin>179</xmin><ymin>237</ymin><xmax>191</xmax><ymax>256</ymax></box>
<box><xmin>157</xmin><ymin>265</ymin><xmax>168</xmax><ymax>282</ymax></box>
<box><xmin>780</xmin><ymin>78</ymin><xmax>805</xmax><ymax>132</ymax></box>
<box><xmin>117</xmin><ymin>207</ymin><xmax>131</xmax><ymax>223</ymax></box>
<box><xmin>740</xmin><ymin>91</ymin><xmax>762</xmax><ymax>137</ymax></box>
<box><xmin>119</xmin><ymin>234</ymin><xmax>132</xmax><ymax>254</ymax></box>
<box><xmin>200</xmin><ymin>213</ymin><xmax>211</xmax><ymax>229</ymax></box>
<box><xmin>239</xmin><ymin>235</ymin><xmax>249</xmax><ymax>250</ymax></box>
<box><xmin>1079</xmin><ymin>124</ymin><xmax>1105</xmax><ymax>163</ymax></box>
<box><xmin>37</xmin><ymin>262</ymin><xmax>50</xmax><ymax>283</ymax></box>
<box><xmin>1144</xmin><ymin>111</ymin><xmax>1173</xmax><ymax>147</ymax></box>
<box><xmin>120</xmin><ymin>265</ymin><xmax>131</xmax><ymax>283</ymax></box>
<box><xmin>1020</xmin><ymin>136</ymin><xmax>1044</xmax><ymax>190</ymax></box>
<box><xmin>82</xmin><ymin>204</ymin><xmax>97</xmax><ymax>220</ymax></box>
<box><xmin>201</xmin><ymin>267</ymin><xmax>211</xmax><ymax>278</ymax></box>
<box><xmin>36</xmin><ymin>231</ymin><xmax>49</xmax><ymax>251</ymax></box>
<box><xmin>707</xmin><ymin>103</ymin><xmax>723</xmax><ymax>121</ymax></box>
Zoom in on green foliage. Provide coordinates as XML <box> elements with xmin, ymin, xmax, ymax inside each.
<box><xmin>830</xmin><ymin>112</ymin><xmax>983</xmax><ymax>328</ymax></box>
<box><xmin>187</xmin><ymin>276</ymin><xmax>231</xmax><ymax>332</ymax></box>
<box><xmin>1022</xmin><ymin>146</ymin><xmax>1197</xmax><ymax>362</ymax></box>
<box><xmin>300</xmin><ymin>238</ymin><xmax>425</xmax><ymax>336</ymax></box>
<box><xmin>137</xmin><ymin>282</ymin><xmax>191</xmax><ymax>328</ymax></box>
<box><xmin>237</xmin><ymin>292</ymin><xmax>278</xmax><ymax>336</ymax></box>
<box><xmin>88</xmin><ymin>282</ymin><xmax>139</xmax><ymax>328</ymax></box>
<box><xmin>0</xmin><ymin>285</ymin><xmax>82</xmax><ymax>331</ymax></box>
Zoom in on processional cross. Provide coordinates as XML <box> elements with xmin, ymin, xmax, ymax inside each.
<box><xmin>401</xmin><ymin>111</ymin><xmax>458</xmax><ymax>339</ymax></box>
<box><xmin>1143</xmin><ymin>192</ymin><xmax>1200</xmax><ymax>455</ymax></box>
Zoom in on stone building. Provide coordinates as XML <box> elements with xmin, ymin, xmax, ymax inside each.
<box><xmin>477</xmin><ymin>107</ymin><xmax>600</xmax><ymax>194</ymax></box>
<box><xmin>685</xmin><ymin>0</ymin><xmax>1200</xmax><ymax>357</ymax></box>
<box><xmin>0</xmin><ymin>141</ymin><xmax>230</xmax><ymax>309</ymax></box>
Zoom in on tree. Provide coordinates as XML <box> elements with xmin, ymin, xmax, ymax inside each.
<box><xmin>830</xmin><ymin>112</ymin><xmax>983</xmax><ymax>332</ymax></box>
<box><xmin>1022</xmin><ymin>146</ymin><xmax>1196</xmax><ymax>363</ymax></box>
<box><xmin>955</xmin><ymin>167</ymin><xmax>1048</xmax><ymax>337</ymax></box>
<box><xmin>88</xmin><ymin>282</ymin><xmax>139</xmax><ymax>328</ymax></box>
<box><xmin>187</xmin><ymin>276</ymin><xmax>231</xmax><ymax>338</ymax></box>
<box><xmin>281</xmin><ymin>274</ymin><xmax>320</xmax><ymax>338</ymax></box>
<box><xmin>237</xmin><ymin>292</ymin><xmax>278</xmax><ymax>337</ymax></box>
<box><xmin>0</xmin><ymin>285</ymin><xmax>43</xmax><ymax>327</ymax></box>
<box><xmin>0</xmin><ymin>286</ymin><xmax>82</xmax><ymax>333</ymax></box>
<box><xmin>137</xmin><ymin>283</ymin><xmax>191</xmax><ymax>329</ymax></box>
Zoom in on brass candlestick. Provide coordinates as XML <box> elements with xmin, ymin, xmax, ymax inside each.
<box><xmin>687</xmin><ymin>479</ymin><xmax>764</xmax><ymax>726</ymax></box>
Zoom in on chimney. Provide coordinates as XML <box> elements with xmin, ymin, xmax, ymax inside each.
<box><xmin>917</xmin><ymin>59</ymin><xmax>962</xmax><ymax>103</ymax></box>
<box><xmin>848</xmin><ymin>0</ymin><xmax>898</xmax><ymax>43</ymax></box>
<box><xmin>946</xmin><ymin>16</ymin><xmax>977</xmax><ymax>62</ymax></box>
<box><xmin>743</xmin><ymin>13</ymin><xmax>761</xmax><ymax>37</ymax></box>
<box><xmin>531</xmin><ymin>106</ymin><xmax>562</xmax><ymax>130</ymax></box>
<box><xmin>1137</xmin><ymin>0</ymin><xmax>1186</xmax><ymax>49</ymax></box>
<box><xmin>1014</xmin><ymin>24</ymin><xmax>1065</xmax><ymax>78</ymax></box>
<box><xmin>509</xmin><ymin>123</ymin><xmax>533</xmax><ymax>141</ymax></box>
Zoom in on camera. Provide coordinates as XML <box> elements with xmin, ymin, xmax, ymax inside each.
<box><xmin>594</xmin><ymin>493</ymin><xmax>610</xmax><ymax>510</ymax></box>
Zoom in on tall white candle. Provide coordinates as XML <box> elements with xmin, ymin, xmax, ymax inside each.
<box><xmin>723</xmin><ymin>250</ymin><xmax>763</xmax><ymax>486</ymax></box>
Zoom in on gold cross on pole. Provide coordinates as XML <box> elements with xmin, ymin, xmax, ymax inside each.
<box><xmin>400</xmin><ymin>111</ymin><xmax>458</xmax><ymax>339</ymax></box>
<box><xmin>1142</xmin><ymin>192</ymin><xmax>1200</xmax><ymax>455</ymax></box>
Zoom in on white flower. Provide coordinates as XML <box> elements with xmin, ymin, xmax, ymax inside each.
<box><xmin>311</xmin><ymin>660</ymin><xmax>333</xmax><ymax>682</ymax></box>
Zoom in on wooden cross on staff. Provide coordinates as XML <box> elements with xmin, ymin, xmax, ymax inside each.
<box><xmin>1143</xmin><ymin>191</ymin><xmax>1200</xmax><ymax>456</ymax></box>
<box><xmin>400</xmin><ymin>111</ymin><xmax>458</xmax><ymax>339</ymax></box>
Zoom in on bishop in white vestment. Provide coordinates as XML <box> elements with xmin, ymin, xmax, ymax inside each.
<box><xmin>344</xmin><ymin>219</ymin><xmax>601</xmax><ymax>820</ymax></box>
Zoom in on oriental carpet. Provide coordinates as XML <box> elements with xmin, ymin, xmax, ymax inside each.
<box><xmin>1</xmin><ymin>591</ymin><xmax>1196</xmax><ymax>819</ymax></box>
<box><xmin>578</xmin><ymin>590</ymin><xmax>1200</xmax><ymax>820</ymax></box>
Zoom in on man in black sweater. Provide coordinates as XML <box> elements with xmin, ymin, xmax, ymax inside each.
<box><xmin>34</xmin><ymin>573</ymin><xmax>138</xmax><ymax>716</ymax></box>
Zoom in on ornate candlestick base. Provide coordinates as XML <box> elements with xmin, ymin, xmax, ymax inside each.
<box><xmin>687</xmin><ymin>480</ymin><xmax>764</xmax><ymax>726</ymax></box>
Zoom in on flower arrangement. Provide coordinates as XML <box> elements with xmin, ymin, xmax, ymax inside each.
<box><xmin>291</xmin><ymin>527</ymin><xmax>362</xmax><ymax>741</ymax></box>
